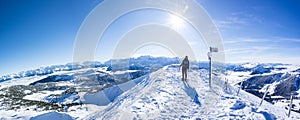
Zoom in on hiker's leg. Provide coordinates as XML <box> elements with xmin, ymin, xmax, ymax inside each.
<box><xmin>182</xmin><ymin>68</ymin><xmax>185</xmax><ymax>80</ymax></box>
<box><xmin>182</xmin><ymin>68</ymin><xmax>186</xmax><ymax>81</ymax></box>
<box><xmin>184</xmin><ymin>69</ymin><xmax>187</xmax><ymax>80</ymax></box>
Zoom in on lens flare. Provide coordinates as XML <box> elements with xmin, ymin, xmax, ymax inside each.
<box><xmin>167</xmin><ymin>14</ymin><xmax>185</xmax><ymax>31</ymax></box>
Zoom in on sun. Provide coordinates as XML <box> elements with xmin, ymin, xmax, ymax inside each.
<box><xmin>167</xmin><ymin>14</ymin><xmax>185</xmax><ymax>31</ymax></box>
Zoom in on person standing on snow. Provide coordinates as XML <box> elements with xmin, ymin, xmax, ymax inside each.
<box><xmin>180</xmin><ymin>56</ymin><xmax>189</xmax><ymax>81</ymax></box>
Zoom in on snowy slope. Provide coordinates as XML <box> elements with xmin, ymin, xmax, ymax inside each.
<box><xmin>85</xmin><ymin>65</ymin><xmax>300</xmax><ymax>119</ymax></box>
<box><xmin>1</xmin><ymin>57</ymin><xmax>300</xmax><ymax>119</ymax></box>
<box><xmin>227</xmin><ymin>63</ymin><xmax>300</xmax><ymax>113</ymax></box>
<box><xmin>0</xmin><ymin>56</ymin><xmax>181</xmax><ymax>119</ymax></box>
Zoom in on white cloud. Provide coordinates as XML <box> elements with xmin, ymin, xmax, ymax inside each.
<box><xmin>214</xmin><ymin>11</ymin><xmax>264</xmax><ymax>31</ymax></box>
<box><xmin>274</xmin><ymin>37</ymin><xmax>300</xmax><ymax>43</ymax></box>
<box><xmin>224</xmin><ymin>48</ymin><xmax>254</xmax><ymax>55</ymax></box>
<box><xmin>226</xmin><ymin>54</ymin><xmax>300</xmax><ymax>65</ymax></box>
<box><xmin>223</xmin><ymin>36</ymin><xmax>300</xmax><ymax>64</ymax></box>
<box><xmin>223</xmin><ymin>37</ymin><xmax>271</xmax><ymax>44</ymax></box>
<box><xmin>224</xmin><ymin>46</ymin><xmax>276</xmax><ymax>56</ymax></box>
<box><xmin>224</xmin><ymin>37</ymin><xmax>300</xmax><ymax>46</ymax></box>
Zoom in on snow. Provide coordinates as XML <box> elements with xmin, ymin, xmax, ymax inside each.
<box><xmin>60</xmin><ymin>94</ymin><xmax>80</xmax><ymax>104</ymax></box>
<box><xmin>30</xmin><ymin>111</ymin><xmax>73</xmax><ymax>120</ymax></box>
<box><xmin>0</xmin><ymin>71</ymin><xmax>65</xmax><ymax>90</ymax></box>
<box><xmin>113</xmin><ymin>70</ymin><xmax>139</xmax><ymax>75</ymax></box>
<box><xmin>0</xmin><ymin>76</ymin><xmax>48</xmax><ymax>89</ymax></box>
<box><xmin>82</xmin><ymin>75</ymin><xmax>148</xmax><ymax>106</ymax></box>
<box><xmin>85</xmin><ymin>65</ymin><xmax>300</xmax><ymax>119</ymax></box>
<box><xmin>66</xmin><ymin>104</ymin><xmax>106</xmax><ymax>119</ymax></box>
<box><xmin>0</xmin><ymin>100</ymin><xmax>105</xmax><ymax>120</ymax></box>
<box><xmin>226</xmin><ymin>71</ymin><xmax>251</xmax><ymax>85</ymax></box>
<box><xmin>0</xmin><ymin>67</ymin><xmax>105</xmax><ymax>90</ymax></box>
<box><xmin>82</xmin><ymin>91</ymin><xmax>111</xmax><ymax>106</ymax></box>
<box><xmin>0</xmin><ymin>61</ymin><xmax>104</xmax><ymax>82</ymax></box>
<box><xmin>1</xmin><ymin>59</ymin><xmax>300</xmax><ymax>119</ymax></box>
<box><xmin>227</xmin><ymin>63</ymin><xmax>299</xmax><ymax>78</ymax></box>
<box><xmin>24</xmin><ymin>90</ymin><xmax>32</xmax><ymax>94</ymax></box>
<box><xmin>259</xmin><ymin>82</ymin><xmax>280</xmax><ymax>95</ymax></box>
<box><xmin>22</xmin><ymin>89</ymin><xmax>80</xmax><ymax>106</ymax></box>
<box><xmin>273</xmin><ymin>64</ymin><xmax>299</xmax><ymax>74</ymax></box>
<box><xmin>242</xmin><ymin>63</ymin><xmax>258</xmax><ymax>68</ymax></box>
<box><xmin>23</xmin><ymin>90</ymin><xmax>65</xmax><ymax>102</ymax></box>
<box><xmin>296</xmin><ymin>90</ymin><xmax>300</xmax><ymax>98</ymax></box>
<box><xmin>0</xmin><ymin>109</ymin><xmax>46</xmax><ymax>120</ymax></box>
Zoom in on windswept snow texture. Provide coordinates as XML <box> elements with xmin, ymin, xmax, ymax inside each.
<box><xmin>86</xmin><ymin>65</ymin><xmax>299</xmax><ymax>120</ymax></box>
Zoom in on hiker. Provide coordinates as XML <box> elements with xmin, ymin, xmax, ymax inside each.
<box><xmin>180</xmin><ymin>56</ymin><xmax>189</xmax><ymax>81</ymax></box>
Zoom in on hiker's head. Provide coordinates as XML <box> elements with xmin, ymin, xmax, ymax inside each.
<box><xmin>185</xmin><ymin>56</ymin><xmax>188</xmax><ymax>59</ymax></box>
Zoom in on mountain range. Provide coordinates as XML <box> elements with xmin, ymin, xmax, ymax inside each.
<box><xmin>0</xmin><ymin>56</ymin><xmax>299</xmax><ymax>119</ymax></box>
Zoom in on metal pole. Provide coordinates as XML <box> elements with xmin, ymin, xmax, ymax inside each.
<box><xmin>224</xmin><ymin>78</ymin><xmax>228</xmax><ymax>91</ymax></box>
<box><xmin>207</xmin><ymin>47</ymin><xmax>218</xmax><ymax>89</ymax></box>
<box><xmin>237</xmin><ymin>81</ymin><xmax>243</xmax><ymax>96</ymax></box>
<box><xmin>259</xmin><ymin>85</ymin><xmax>270</xmax><ymax>107</ymax></box>
<box><xmin>209</xmin><ymin>56</ymin><xmax>212</xmax><ymax>88</ymax></box>
<box><xmin>207</xmin><ymin>52</ymin><xmax>212</xmax><ymax>88</ymax></box>
<box><xmin>288</xmin><ymin>92</ymin><xmax>294</xmax><ymax>117</ymax></box>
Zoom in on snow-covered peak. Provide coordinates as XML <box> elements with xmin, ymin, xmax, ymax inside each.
<box><xmin>0</xmin><ymin>56</ymin><xmax>180</xmax><ymax>82</ymax></box>
<box><xmin>242</xmin><ymin>62</ymin><xmax>259</xmax><ymax>68</ymax></box>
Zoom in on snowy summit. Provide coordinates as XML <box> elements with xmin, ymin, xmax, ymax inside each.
<box><xmin>0</xmin><ymin>57</ymin><xmax>299</xmax><ymax>119</ymax></box>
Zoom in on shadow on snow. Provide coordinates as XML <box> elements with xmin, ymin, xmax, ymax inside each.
<box><xmin>183</xmin><ymin>81</ymin><xmax>201</xmax><ymax>106</ymax></box>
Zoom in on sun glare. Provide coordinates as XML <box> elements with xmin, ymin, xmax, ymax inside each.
<box><xmin>167</xmin><ymin>14</ymin><xmax>185</xmax><ymax>31</ymax></box>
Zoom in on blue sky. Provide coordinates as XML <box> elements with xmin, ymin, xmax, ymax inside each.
<box><xmin>199</xmin><ymin>0</ymin><xmax>300</xmax><ymax>63</ymax></box>
<box><xmin>0</xmin><ymin>0</ymin><xmax>102</xmax><ymax>75</ymax></box>
<box><xmin>0</xmin><ymin>0</ymin><xmax>300</xmax><ymax>75</ymax></box>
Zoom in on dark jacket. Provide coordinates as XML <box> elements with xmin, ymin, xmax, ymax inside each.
<box><xmin>180</xmin><ymin>58</ymin><xmax>189</xmax><ymax>69</ymax></box>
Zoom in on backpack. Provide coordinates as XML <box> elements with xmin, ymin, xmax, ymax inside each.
<box><xmin>183</xmin><ymin>59</ymin><xmax>189</xmax><ymax>67</ymax></box>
